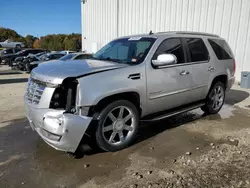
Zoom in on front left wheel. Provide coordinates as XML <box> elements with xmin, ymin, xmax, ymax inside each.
<box><xmin>95</xmin><ymin>100</ymin><xmax>139</xmax><ymax>152</ymax></box>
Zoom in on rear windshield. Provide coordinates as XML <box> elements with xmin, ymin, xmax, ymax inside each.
<box><xmin>208</xmin><ymin>39</ymin><xmax>233</xmax><ymax>60</ymax></box>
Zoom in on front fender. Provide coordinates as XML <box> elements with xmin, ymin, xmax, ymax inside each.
<box><xmin>76</xmin><ymin>64</ymin><xmax>147</xmax><ymax>111</ymax></box>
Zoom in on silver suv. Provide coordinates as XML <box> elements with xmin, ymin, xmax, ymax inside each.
<box><xmin>24</xmin><ymin>32</ymin><xmax>235</xmax><ymax>153</ymax></box>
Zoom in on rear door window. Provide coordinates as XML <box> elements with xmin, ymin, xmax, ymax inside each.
<box><xmin>208</xmin><ymin>39</ymin><xmax>233</xmax><ymax>60</ymax></box>
<box><xmin>185</xmin><ymin>38</ymin><xmax>209</xmax><ymax>62</ymax></box>
<box><xmin>153</xmin><ymin>38</ymin><xmax>186</xmax><ymax>64</ymax></box>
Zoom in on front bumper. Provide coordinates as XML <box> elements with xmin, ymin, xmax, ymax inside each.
<box><xmin>25</xmin><ymin>101</ymin><xmax>93</xmax><ymax>153</ymax></box>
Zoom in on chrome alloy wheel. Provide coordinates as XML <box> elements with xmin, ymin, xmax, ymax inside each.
<box><xmin>102</xmin><ymin>106</ymin><xmax>136</xmax><ymax>145</ymax></box>
<box><xmin>211</xmin><ymin>85</ymin><xmax>225</xmax><ymax>111</ymax></box>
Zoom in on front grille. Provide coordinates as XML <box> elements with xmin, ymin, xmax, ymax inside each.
<box><xmin>26</xmin><ymin>78</ymin><xmax>46</xmax><ymax>105</ymax></box>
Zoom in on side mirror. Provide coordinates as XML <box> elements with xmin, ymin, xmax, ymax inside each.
<box><xmin>152</xmin><ymin>54</ymin><xmax>177</xmax><ymax>68</ymax></box>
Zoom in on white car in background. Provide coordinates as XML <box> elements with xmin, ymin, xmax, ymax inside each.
<box><xmin>0</xmin><ymin>39</ymin><xmax>25</xmax><ymax>48</ymax></box>
<box><xmin>60</xmin><ymin>50</ymin><xmax>76</xmax><ymax>54</ymax></box>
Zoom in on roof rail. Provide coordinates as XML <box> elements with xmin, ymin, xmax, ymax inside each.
<box><xmin>156</xmin><ymin>31</ymin><xmax>220</xmax><ymax>38</ymax></box>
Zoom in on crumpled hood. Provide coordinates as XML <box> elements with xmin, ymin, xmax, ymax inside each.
<box><xmin>31</xmin><ymin>59</ymin><xmax>127</xmax><ymax>85</ymax></box>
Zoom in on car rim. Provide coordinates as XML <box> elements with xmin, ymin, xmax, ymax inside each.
<box><xmin>102</xmin><ymin>106</ymin><xmax>136</xmax><ymax>146</ymax></box>
<box><xmin>211</xmin><ymin>85</ymin><xmax>224</xmax><ymax>110</ymax></box>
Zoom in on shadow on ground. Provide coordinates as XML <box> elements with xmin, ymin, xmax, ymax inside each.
<box><xmin>0</xmin><ymin>78</ymin><xmax>28</xmax><ymax>84</ymax></box>
<box><xmin>81</xmin><ymin>110</ymin><xmax>206</xmax><ymax>158</ymax></box>
<box><xmin>225</xmin><ymin>89</ymin><xmax>249</xmax><ymax>105</ymax></box>
<box><xmin>0</xmin><ymin>71</ymin><xmax>22</xmax><ymax>75</ymax></box>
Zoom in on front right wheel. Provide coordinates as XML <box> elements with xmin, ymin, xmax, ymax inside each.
<box><xmin>201</xmin><ymin>82</ymin><xmax>226</xmax><ymax>114</ymax></box>
<box><xmin>95</xmin><ymin>100</ymin><xmax>139</xmax><ymax>152</ymax></box>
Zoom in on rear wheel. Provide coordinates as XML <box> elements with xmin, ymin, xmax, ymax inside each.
<box><xmin>95</xmin><ymin>100</ymin><xmax>139</xmax><ymax>152</ymax></box>
<box><xmin>201</xmin><ymin>82</ymin><xmax>225</xmax><ymax>114</ymax></box>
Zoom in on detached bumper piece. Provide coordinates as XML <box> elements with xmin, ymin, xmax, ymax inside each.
<box><xmin>25</xmin><ymin>102</ymin><xmax>93</xmax><ymax>153</ymax></box>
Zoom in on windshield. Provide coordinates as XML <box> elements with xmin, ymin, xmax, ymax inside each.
<box><xmin>93</xmin><ymin>37</ymin><xmax>156</xmax><ymax>64</ymax></box>
<box><xmin>60</xmin><ymin>54</ymin><xmax>77</xmax><ymax>61</ymax></box>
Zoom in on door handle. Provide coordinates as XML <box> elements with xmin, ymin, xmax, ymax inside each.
<box><xmin>179</xmin><ymin>70</ymin><xmax>190</xmax><ymax>76</ymax></box>
<box><xmin>208</xmin><ymin>66</ymin><xmax>215</xmax><ymax>72</ymax></box>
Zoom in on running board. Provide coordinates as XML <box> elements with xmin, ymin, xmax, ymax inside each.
<box><xmin>141</xmin><ymin>102</ymin><xmax>205</xmax><ymax>122</ymax></box>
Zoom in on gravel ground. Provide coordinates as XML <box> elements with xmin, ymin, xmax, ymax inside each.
<box><xmin>0</xmin><ymin>65</ymin><xmax>250</xmax><ymax>188</ymax></box>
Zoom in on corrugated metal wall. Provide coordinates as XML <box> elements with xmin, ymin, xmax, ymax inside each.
<box><xmin>82</xmin><ymin>0</ymin><xmax>250</xmax><ymax>81</ymax></box>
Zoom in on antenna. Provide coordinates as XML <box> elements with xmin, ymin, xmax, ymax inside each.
<box><xmin>149</xmin><ymin>30</ymin><xmax>153</xmax><ymax>35</ymax></box>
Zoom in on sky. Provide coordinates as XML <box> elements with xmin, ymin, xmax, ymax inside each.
<box><xmin>0</xmin><ymin>0</ymin><xmax>81</xmax><ymax>37</ymax></box>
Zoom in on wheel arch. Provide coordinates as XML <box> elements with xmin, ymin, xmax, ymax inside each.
<box><xmin>88</xmin><ymin>91</ymin><xmax>141</xmax><ymax>118</ymax></box>
<box><xmin>209</xmin><ymin>74</ymin><xmax>228</xmax><ymax>91</ymax></box>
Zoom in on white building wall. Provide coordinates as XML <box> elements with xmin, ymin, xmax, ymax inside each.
<box><xmin>82</xmin><ymin>0</ymin><xmax>250</xmax><ymax>81</ymax></box>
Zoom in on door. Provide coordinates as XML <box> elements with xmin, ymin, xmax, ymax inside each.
<box><xmin>146</xmin><ymin>38</ymin><xmax>195</xmax><ymax>115</ymax></box>
<box><xmin>182</xmin><ymin>38</ymin><xmax>210</xmax><ymax>101</ymax></box>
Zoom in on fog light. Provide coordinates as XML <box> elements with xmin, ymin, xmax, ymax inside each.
<box><xmin>40</xmin><ymin>129</ymin><xmax>61</xmax><ymax>141</ymax></box>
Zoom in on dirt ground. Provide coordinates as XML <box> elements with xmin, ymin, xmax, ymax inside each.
<box><xmin>1</xmin><ymin>65</ymin><xmax>250</xmax><ymax>188</ymax></box>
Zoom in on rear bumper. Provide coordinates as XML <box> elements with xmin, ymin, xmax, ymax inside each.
<box><xmin>25</xmin><ymin>101</ymin><xmax>93</xmax><ymax>153</ymax></box>
<box><xmin>227</xmin><ymin>76</ymin><xmax>235</xmax><ymax>90</ymax></box>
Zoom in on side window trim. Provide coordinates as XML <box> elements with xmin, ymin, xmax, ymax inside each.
<box><xmin>182</xmin><ymin>37</ymin><xmax>210</xmax><ymax>64</ymax></box>
<box><xmin>151</xmin><ymin>37</ymin><xmax>210</xmax><ymax>69</ymax></box>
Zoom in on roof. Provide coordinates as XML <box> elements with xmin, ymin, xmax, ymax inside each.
<box><xmin>117</xmin><ymin>31</ymin><xmax>220</xmax><ymax>40</ymax></box>
<box><xmin>155</xmin><ymin>31</ymin><xmax>219</xmax><ymax>38</ymax></box>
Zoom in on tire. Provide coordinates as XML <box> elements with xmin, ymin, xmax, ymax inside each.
<box><xmin>95</xmin><ymin>100</ymin><xmax>139</xmax><ymax>152</ymax></box>
<box><xmin>201</xmin><ymin>82</ymin><xmax>225</xmax><ymax>114</ymax></box>
<box><xmin>16</xmin><ymin>44</ymin><xmax>21</xmax><ymax>48</ymax></box>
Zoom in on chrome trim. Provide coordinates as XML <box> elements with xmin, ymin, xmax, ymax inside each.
<box><xmin>25</xmin><ymin>78</ymin><xmax>45</xmax><ymax>105</ymax></box>
<box><xmin>154</xmin><ymin>60</ymin><xmax>209</xmax><ymax>69</ymax></box>
<box><xmin>149</xmin><ymin>85</ymin><xmax>208</xmax><ymax>100</ymax></box>
<box><xmin>31</xmin><ymin>77</ymin><xmax>59</xmax><ymax>88</ymax></box>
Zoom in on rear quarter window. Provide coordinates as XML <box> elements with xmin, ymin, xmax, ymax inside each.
<box><xmin>208</xmin><ymin>39</ymin><xmax>233</xmax><ymax>60</ymax></box>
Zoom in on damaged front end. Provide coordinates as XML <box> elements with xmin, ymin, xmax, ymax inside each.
<box><xmin>25</xmin><ymin>77</ymin><xmax>92</xmax><ymax>153</ymax></box>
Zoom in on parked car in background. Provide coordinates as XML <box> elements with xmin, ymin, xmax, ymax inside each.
<box><xmin>2</xmin><ymin>49</ymin><xmax>46</xmax><ymax>66</ymax></box>
<box><xmin>0</xmin><ymin>48</ymin><xmax>22</xmax><ymax>64</ymax></box>
<box><xmin>0</xmin><ymin>39</ymin><xmax>25</xmax><ymax>48</ymax></box>
<box><xmin>0</xmin><ymin>48</ymin><xmax>21</xmax><ymax>56</ymax></box>
<box><xmin>16</xmin><ymin>51</ymin><xmax>50</xmax><ymax>71</ymax></box>
<box><xmin>26</xmin><ymin>53</ymin><xmax>65</xmax><ymax>72</ymax></box>
<box><xmin>60</xmin><ymin>50</ymin><xmax>76</xmax><ymax>54</ymax></box>
<box><xmin>59</xmin><ymin>52</ymin><xmax>92</xmax><ymax>61</ymax></box>
<box><xmin>25</xmin><ymin>31</ymin><xmax>235</xmax><ymax>154</ymax></box>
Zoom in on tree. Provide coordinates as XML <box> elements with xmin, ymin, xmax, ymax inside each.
<box><xmin>64</xmin><ymin>34</ymin><xmax>81</xmax><ymax>51</ymax></box>
<box><xmin>33</xmin><ymin>39</ymin><xmax>40</xmax><ymax>48</ymax></box>
<box><xmin>25</xmin><ymin>35</ymin><xmax>37</xmax><ymax>48</ymax></box>
<box><xmin>0</xmin><ymin>27</ymin><xmax>23</xmax><ymax>42</ymax></box>
<box><xmin>0</xmin><ymin>27</ymin><xmax>82</xmax><ymax>51</ymax></box>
